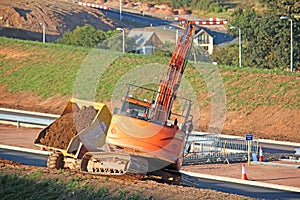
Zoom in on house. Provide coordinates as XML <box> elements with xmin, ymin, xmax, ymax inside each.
<box><xmin>127</xmin><ymin>31</ymin><xmax>163</xmax><ymax>55</ymax></box>
<box><xmin>193</xmin><ymin>28</ymin><xmax>236</xmax><ymax>54</ymax></box>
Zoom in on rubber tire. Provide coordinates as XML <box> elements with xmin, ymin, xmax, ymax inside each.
<box><xmin>47</xmin><ymin>152</ymin><xmax>65</xmax><ymax>169</ymax></box>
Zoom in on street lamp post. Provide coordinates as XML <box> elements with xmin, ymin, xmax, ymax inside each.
<box><xmin>40</xmin><ymin>22</ymin><xmax>45</xmax><ymax>43</ymax></box>
<box><xmin>119</xmin><ymin>0</ymin><xmax>122</xmax><ymax>21</ymax></box>
<box><xmin>280</xmin><ymin>16</ymin><xmax>293</xmax><ymax>72</ymax></box>
<box><xmin>116</xmin><ymin>28</ymin><xmax>125</xmax><ymax>53</ymax></box>
<box><xmin>230</xmin><ymin>26</ymin><xmax>242</xmax><ymax>67</ymax></box>
<box><xmin>176</xmin><ymin>29</ymin><xmax>179</xmax><ymax>44</ymax></box>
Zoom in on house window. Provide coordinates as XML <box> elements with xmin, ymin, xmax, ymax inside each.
<box><xmin>198</xmin><ymin>33</ymin><xmax>209</xmax><ymax>44</ymax></box>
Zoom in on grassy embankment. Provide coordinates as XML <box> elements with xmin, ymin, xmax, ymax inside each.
<box><xmin>0</xmin><ymin>168</ymin><xmax>146</xmax><ymax>200</ymax></box>
<box><xmin>0</xmin><ymin>37</ymin><xmax>299</xmax><ymax>113</ymax></box>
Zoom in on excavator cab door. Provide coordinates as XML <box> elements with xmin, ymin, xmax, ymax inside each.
<box><xmin>116</xmin><ymin>97</ymin><xmax>151</xmax><ymax>120</ymax></box>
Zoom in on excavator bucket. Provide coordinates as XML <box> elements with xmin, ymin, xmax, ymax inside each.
<box><xmin>34</xmin><ymin>98</ymin><xmax>111</xmax><ymax>156</ymax></box>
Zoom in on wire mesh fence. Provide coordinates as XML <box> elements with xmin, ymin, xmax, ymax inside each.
<box><xmin>183</xmin><ymin>133</ymin><xmax>259</xmax><ymax>164</ymax></box>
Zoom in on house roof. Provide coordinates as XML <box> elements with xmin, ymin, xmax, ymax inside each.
<box><xmin>127</xmin><ymin>31</ymin><xmax>163</xmax><ymax>47</ymax></box>
<box><xmin>195</xmin><ymin>28</ymin><xmax>236</xmax><ymax>45</ymax></box>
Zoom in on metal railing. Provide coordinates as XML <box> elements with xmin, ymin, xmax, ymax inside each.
<box><xmin>183</xmin><ymin>133</ymin><xmax>259</xmax><ymax>164</ymax></box>
<box><xmin>0</xmin><ymin>108</ymin><xmax>58</xmax><ymax>127</ymax></box>
<box><xmin>0</xmin><ymin>108</ymin><xmax>260</xmax><ymax>164</ymax></box>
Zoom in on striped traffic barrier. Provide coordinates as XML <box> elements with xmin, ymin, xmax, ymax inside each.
<box><xmin>174</xmin><ymin>17</ymin><xmax>228</xmax><ymax>25</ymax></box>
<box><xmin>191</xmin><ymin>21</ymin><xmax>228</xmax><ymax>25</ymax></box>
<box><xmin>77</xmin><ymin>1</ymin><xmax>110</xmax><ymax>10</ymax></box>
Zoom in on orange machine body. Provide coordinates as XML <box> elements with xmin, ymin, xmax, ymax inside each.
<box><xmin>106</xmin><ymin>114</ymin><xmax>185</xmax><ymax>163</ymax></box>
<box><xmin>106</xmin><ymin>22</ymin><xmax>194</xmax><ymax>171</ymax></box>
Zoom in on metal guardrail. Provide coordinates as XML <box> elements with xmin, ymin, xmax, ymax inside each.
<box><xmin>183</xmin><ymin>133</ymin><xmax>259</xmax><ymax>164</ymax></box>
<box><xmin>0</xmin><ymin>108</ymin><xmax>58</xmax><ymax>127</ymax></box>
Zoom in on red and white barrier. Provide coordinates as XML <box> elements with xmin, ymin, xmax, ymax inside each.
<box><xmin>77</xmin><ymin>1</ymin><xmax>110</xmax><ymax>10</ymax></box>
<box><xmin>175</xmin><ymin>17</ymin><xmax>228</xmax><ymax>25</ymax></box>
<box><xmin>174</xmin><ymin>17</ymin><xmax>186</xmax><ymax>21</ymax></box>
<box><xmin>191</xmin><ymin>20</ymin><xmax>228</xmax><ymax>25</ymax></box>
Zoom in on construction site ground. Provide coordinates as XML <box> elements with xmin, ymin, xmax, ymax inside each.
<box><xmin>1</xmin><ymin>123</ymin><xmax>299</xmax><ymax>190</ymax></box>
<box><xmin>0</xmin><ymin>0</ymin><xmax>299</xmax><ymax>198</ymax></box>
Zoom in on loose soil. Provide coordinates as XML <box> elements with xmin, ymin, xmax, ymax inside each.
<box><xmin>0</xmin><ymin>0</ymin><xmax>190</xmax><ymax>41</ymax></box>
<box><xmin>40</xmin><ymin>106</ymin><xmax>97</xmax><ymax>149</ymax></box>
<box><xmin>0</xmin><ymin>0</ymin><xmax>123</xmax><ymax>41</ymax></box>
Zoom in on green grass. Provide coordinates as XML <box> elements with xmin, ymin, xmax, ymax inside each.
<box><xmin>0</xmin><ymin>171</ymin><xmax>146</xmax><ymax>200</ymax></box>
<box><xmin>0</xmin><ymin>37</ymin><xmax>299</xmax><ymax>113</ymax></box>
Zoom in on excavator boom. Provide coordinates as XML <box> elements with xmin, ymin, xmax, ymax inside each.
<box><xmin>153</xmin><ymin>22</ymin><xmax>193</xmax><ymax>123</ymax></box>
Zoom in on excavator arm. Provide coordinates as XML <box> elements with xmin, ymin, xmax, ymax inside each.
<box><xmin>153</xmin><ymin>21</ymin><xmax>193</xmax><ymax>123</ymax></box>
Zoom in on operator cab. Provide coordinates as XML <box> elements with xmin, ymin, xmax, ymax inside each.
<box><xmin>113</xmin><ymin>84</ymin><xmax>193</xmax><ymax>133</ymax></box>
<box><xmin>119</xmin><ymin>97</ymin><xmax>151</xmax><ymax>120</ymax></box>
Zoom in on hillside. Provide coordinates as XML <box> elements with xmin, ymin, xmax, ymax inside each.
<box><xmin>0</xmin><ymin>0</ymin><xmax>124</xmax><ymax>42</ymax></box>
<box><xmin>0</xmin><ymin>0</ymin><xmax>266</xmax><ymax>43</ymax></box>
<box><xmin>0</xmin><ymin>37</ymin><xmax>299</xmax><ymax>142</ymax></box>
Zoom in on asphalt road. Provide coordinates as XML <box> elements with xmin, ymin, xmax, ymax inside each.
<box><xmin>183</xmin><ymin>174</ymin><xmax>300</xmax><ymax>200</ymax></box>
<box><xmin>0</xmin><ymin>148</ymin><xmax>47</xmax><ymax>167</ymax></box>
<box><xmin>105</xmin><ymin>8</ymin><xmax>174</xmax><ymax>27</ymax></box>
<box><xmin>261</xmin><ymin>142</ymin><xmax>296</xmax><ymax>154</ymax></box>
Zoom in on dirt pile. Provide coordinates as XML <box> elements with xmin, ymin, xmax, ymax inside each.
<box><xmin>40</xmin><ymin>106</ymin><xmax>97</xmax><ymax>149</ymax></box>
<box><xmin>0</xmin><ymin>0</ymin><xmax>120</xmax><ymax>42</ymax></box>
<box><xmin>0</xmin><ymin>0</ymin><xmax>191</xmax><ymax>42</ymax></box>
<box><xmin>0</xmin><ymin>5</ymin><xmax>25</xmax><ymax>28</ymax></box>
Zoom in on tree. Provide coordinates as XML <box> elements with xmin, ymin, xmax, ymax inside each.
<box><xmin>211</xmin><ymin>45</ymin><xmax>239</xmax><ymax>66</ymax></box>
<box><xmin>212</xmin><ymin>1</ymin><xmax>299</xmax><ymax>70</ymax></box>
<box><xmin>56</xmin><ymin>25</ymin><xmax>117</xmax><ymax>48</ymax></box>
<box><xmin>259</xmin><ymin>0</ymin><xmax>300</xmax><ymax>16</ymax></box>
<box><xmin>243</xmin><ymin>13</ymin><xmax>291</xmax><ymax>69</ymax></box>
<box><xmin>228</xmin><ymin>7</ymin><xmax>256</xmax><ymax>43</ymax></box>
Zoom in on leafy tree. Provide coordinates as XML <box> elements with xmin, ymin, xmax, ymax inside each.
<box><xmin>259</xmin><ymin>0</ymin><xmax>300</xmax><ymax>16</ymax></box>
<box><xmin>56</xmin><ymin>25</ymin><xmax>117</xmax><ymax>48</ymax></box>
<box><xmin>213</xmin><ymin>1</ymin><xmax>299</xmax><ymax>70</ymax></box>
<box><xmin>242</xmin><ymin>13</ymin><xmax>291</xmax><ymax>69</ymax></box>
<box><xmin>228</xmin><ymin>7</ymin><xmax>256</xmax><ymax>43</ymax></box>
<box><xmin>211</xmin><ymin>45</ymin><xmax>239</xmax><ymax>66</ymax></box>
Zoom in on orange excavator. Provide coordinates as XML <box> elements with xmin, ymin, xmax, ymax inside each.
<box><xmin>35</xmin><ymin>21</ymin><xmax>194</xmax><ymax>184</ymax></box>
